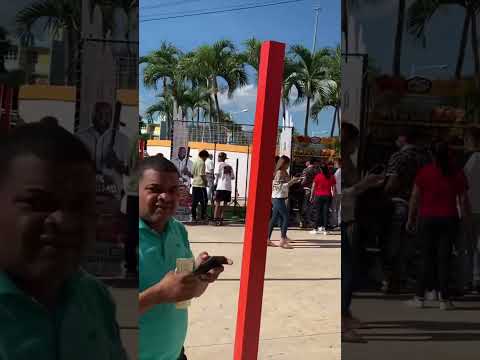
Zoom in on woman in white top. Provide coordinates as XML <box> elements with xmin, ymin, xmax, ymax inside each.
<box><xmin>268</xmin><ymin>156</ymin><xmax>301</xmax><ymax>249</ymax></box>
<box><xmin>214</xmin><ymin>152</ymin><xmax>235</xmax><ymax>226</ymax></box>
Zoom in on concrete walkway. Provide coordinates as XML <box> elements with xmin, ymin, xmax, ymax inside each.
<box><xmin>343</xmin><ymin>292</ymin><xmax>480</xmax><ymax>360</ymax></box>
<box><xmin>184</xmin><ymin>225</ymin><xmax>341</xmax><ymax>360</ymax></box>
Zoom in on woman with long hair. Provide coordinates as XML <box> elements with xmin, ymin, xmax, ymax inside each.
<box><xmin>310</xmin><ymin>164</ymin><xmax>337</xmax><ymax>235</ymax></box>
<box><xmin>268</xmin><ymin>155</ymin><xmax>301</xmax><ymax>249</ymax></box>
<box><xmin>406</xmin><ymin>141</ymin><xmax>470</xmax><ymax>310</ymax></box>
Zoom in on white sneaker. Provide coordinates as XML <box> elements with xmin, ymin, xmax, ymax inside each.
<box><xmin>406</xmin><ymin>297</ymin><xmax>424</xmax><ymax>308</ymax></box>
<box><xmin>309</xmin><ymin>229</ymin><xmax>320</xmax><ymax>235</ymax></box>
<box><xmin>439</xmin><ymin>301</ymin><xmax>455</xmax><ymax>310</ymax></box>
<box><xmin>425</xmin><ymin>290</ymin><xmax>438</xmax><ymax>301</ymax></box>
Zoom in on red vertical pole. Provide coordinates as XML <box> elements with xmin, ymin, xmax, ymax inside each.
<box><xmin>233</xmin><ymin>41</ymin><xmax>285</xmax><ymax>360</ymax></box>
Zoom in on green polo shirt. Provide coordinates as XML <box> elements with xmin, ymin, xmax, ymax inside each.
<box><xmin>139</xmin><ymin>218</ymin><xmax>194</xmax><ymax>360</ymax></box>
<box><xmin>0</xmin><ymin>270</ymin><xmax>127</xmax><ymax>360</ymax></box>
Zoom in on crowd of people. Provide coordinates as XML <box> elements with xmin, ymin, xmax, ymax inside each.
<box><xmin>341</xmin><ymin>122</ymin><xmax>480</xmax><ymax>343</ymax></box>
<box><xmin>170</xmin><ymin>148</ymin><xmax>236</xmax><ymax>226</ymax></box>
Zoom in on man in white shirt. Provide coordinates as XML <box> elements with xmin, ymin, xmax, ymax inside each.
<box><xmin>171</xmin><ymin>146</ymin><xmax>193</xmax><ymax>188</ymax></box>
<box><xmin>205</xmin><ymin>154</ymin><xmax>215</xmax><ymax>204</ymax></box>
<box><xmin>213</xmin><ymin>152</ymin><xmax>235</xmax><ymax>226</ymax></box>
<box><xmin>464</xmin><ymin>131</ymin><xmax>480</xmax><ymax>291</ymax></box>
<box><xmin>77</xmin><ymin>101</ymin><xmax>130</xmax><ymax>200</ymax></box>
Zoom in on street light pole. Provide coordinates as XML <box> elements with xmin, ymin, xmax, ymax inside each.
<box><xmin>312</xmin><ymin>7</ymin><xmax>321</xmax><ymax>53</ymax></box>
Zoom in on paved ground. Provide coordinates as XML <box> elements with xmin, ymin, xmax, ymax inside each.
<box><xmin>343</xmin><ymin>292</ymin><xmax>480</xmax><ymax>360</ymax></box>
<box><xmin>183</xmin><ymin>224</ymin><xmax>341</xmax><ymax>360</ymax></box>
<box><xmin>111</xmin><ymin>287</ymin><xmax>138</xmax><ymax>359</ymax></box>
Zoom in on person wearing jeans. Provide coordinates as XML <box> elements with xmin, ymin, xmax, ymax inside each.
<box><xmin>340</xmin><ymin>122</ymin><xmax>385</xmax><ymax>343</ymax></box>
<box><xmin>310</xmin><ymin>166</ymin><xmax>336</xmax><ymax>235</ymax></box>
<box><xmin>268</xmin><ymin>156</ymin><xmax>301</xmax><ymax>249</ymax></box>
<box><xmin>406</xmin><ymin>142</ymin><xmax>470</xmax><ymax>310</ymax></box>
<box><xmin>464</xmin><ymin>145</ymin><xmax>480</xmax><ymax>291</ymax></box>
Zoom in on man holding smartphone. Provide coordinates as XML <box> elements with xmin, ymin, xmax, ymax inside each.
<box><xmin>138</xmin><ymin>155</ymin><xmax>232</xmax><ymax>360</ymax></box>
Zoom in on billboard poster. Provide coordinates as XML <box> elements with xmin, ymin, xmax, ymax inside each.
<box><xmin>171</xmin><ymin>116</ymin><xmax>193</xmax><ymax>222</ymax></box>
<box><xmin>77</xmin><ymin>0</ymin><xmax>137</xmax><ymax>277</ymax></box>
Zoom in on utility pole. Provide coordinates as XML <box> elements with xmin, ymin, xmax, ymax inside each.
<box><xmin>312</xmin><ymin>7</ymin><xmax>321</xmax><ymax>53</ymax></box>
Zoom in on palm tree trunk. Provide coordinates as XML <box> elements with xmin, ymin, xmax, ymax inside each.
<box><xmin>214</xmin><ymin>92</ymin><xmax>221</xmax><ymax>123</ymax></box>
<box><xmin>282</xmin><ymin>98</ymin><xmax>286</xmax><ymax>123</ymax></box>
<box><xmin>330</xmin><ymin>106</ymin><xmax>338</xmax><ymax>137</ymax></box>
<box><xmin>304</xmin><ymin>96</ymin><xmax>311</xmax><ymax>136</ymax></box>
<box><xmin>471</xmin><ymin>10</ymin><xmax>479</xmax><ymax>77</ymax></box>
<box><xmin>65</xmin><ymin>28</ymin><xmax>77</xmax><ymax>85</ymax></box>
<box><xmin>342</xmin><ymin>0</ymin><xmax>348</xmax><ymax>54</ymax></box>
<box><xmin>337</xmin><ymin>106</ymin><xmax>341</xmax><ymax>135</ymax></box>
<box><xmin>456</xmin><ymin>13</ymin><xmax>471</xmax><ymax>79</ymax></box>
<box><xmin>393</xmin><ymin>0</ymin><xmax>406</xmax><ymax>76</ymax></box>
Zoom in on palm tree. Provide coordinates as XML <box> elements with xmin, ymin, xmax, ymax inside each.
<box><xmin>16</xmin><ymin>0</ymin><xmax>85</xmax><ymax>85</ymax></box>
<box><xmin>16</xmin><ymin>0</ymin><xmax>130</xmax><ymax>85</ymax></box>
<box><xmin>310</xmin><ymin>46</ymin><xmax>341</xmax><ymax>136</ymax></box>
<box><xmin>189</xmin><ymin>40</ymin><xmax>248</xmax><ymax>122</ymax></box>
<box><xmin>184</xmin><ymin>86</ymin><xmax>210</xmax><ymax>123</ymax></box>
<box><xmin>408</xmin><ymin>0</ymin><xmax>480</xmax><ymax>78</ymax></box>
<box><xmin>140</xmin><ymin>42</ymin><xmax>185</xmax><ymax>120</ymax></box>
<box><xmin>286</xmin><ymin>45</ymin><xmax>333</xmax><ymax>136</ymax></box>
<box><xmin>242</xmin><ymin>38</ymin><xmax>303</xmax><ymax>124</ymax></box>
<box><xmin>242</xmin><ymin>37</ymin><xmax>262</xmax><ymax>77</ymax></box>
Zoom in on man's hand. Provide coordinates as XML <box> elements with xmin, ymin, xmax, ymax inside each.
<box><xmin>195</xmin><ymin>252</ymin><xmax>232</xmax><ymax>283</ymax></box>
<box><xmin>358</xmin><ymin>174</ymin><xmax>385</xmax><ymax>192</ymax></box>
<box><xmin>405</xmin><ymin>218</ymin><xmax>417</xmax><ymax>234</ymax></box>
<box><xmin>139</xmin><ymin>271</ymin><xmax>206</xmax><ymax>314</ymax></box>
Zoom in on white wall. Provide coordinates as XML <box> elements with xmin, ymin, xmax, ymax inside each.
<box><xmin>147</xmin><ymin>145</ymin><xmax>253</xmax><ymax>200</ymax></box>
<box><xmin>18</xmin><ymin>99</ymin><xmax>138</xmax><ymax>139</ymax></box>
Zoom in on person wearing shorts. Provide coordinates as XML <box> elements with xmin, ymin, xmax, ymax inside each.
<box><xmin>214</xmin><ymin>152</ymin><xmax>235</xmax><ymax>226</ymax></box>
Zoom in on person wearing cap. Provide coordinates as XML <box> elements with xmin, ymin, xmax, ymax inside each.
<box><xmin>214</xmin><ymin>152</ymin><xmax>235</xmax><ymax>226</ymax></box>
<box><xmin>205</xmin><ymin>154</ymin><xmax>215</xmax><ymax>206</ymax></box>
<box><xmin>76</xmin><ymin>101</ymin><xmax>130</xmax><ymax>199</ymax></box>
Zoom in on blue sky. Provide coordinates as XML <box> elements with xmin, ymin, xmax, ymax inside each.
<box><xmin>139</xmin><ymin>0</ymin><xmax>341</xmax><ymax>136</ymax></box>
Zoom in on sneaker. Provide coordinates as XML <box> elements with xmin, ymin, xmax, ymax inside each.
<box><xmin>406</xmin><ymin>297</ymin><xmax>424</xmax><ymax>308</ymax></box>
<box><xmin>425</xmin><ymin>290</ymin><xmax>438</xmax><ymax>301</ymax></box>
<box><xmin>309</xmin><ymin>228</ymin><xmax>320</xmax><ymax>235</ymax></box>
<box><xmin>439</xmin><ymin>300</ymin><xmax>455</xmax><ymax>311</ymax></box>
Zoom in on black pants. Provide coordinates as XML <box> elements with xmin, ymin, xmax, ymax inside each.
<box><xmin>416</xmin><ymin>217</ymin><xmax>458</xmax><ymax>300</ymax></box>
<box><xmin>314</xmin><ymin>195</ymin><xmax>331</xmax><ymax>229</ymax></box>
<box><xmin>125</xmin><ymin>195</ymin><xmax>139</xmax><ymax>274</ymax></box>
<box><xmin>192</xmin><ymin>187</ymin><xmax>208</xmax><ymax>220</ymax></box>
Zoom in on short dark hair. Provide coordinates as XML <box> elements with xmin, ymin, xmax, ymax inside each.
<box><xmin>341</xmin><ymin>122</ymin><xmax>359</xmax><ymax>141</ymax></box>
<box><xmin>137</xmin><ymin>155</ymin><xmax>179</xmax><ymax>179</ymax></box>
<box><xmin>0</xmin><ymin>122</ymin><xmax>94</xmax><ymax>184</ymax></box>
<box><xmin>39</xmin><ymin>116</ymin><xmax>59</xmax><ymax>127</ymax></box>
<box><xmin>199</xmin><ymin>150</ymin><xmax>209</xmax><ymax>158</ymax></box>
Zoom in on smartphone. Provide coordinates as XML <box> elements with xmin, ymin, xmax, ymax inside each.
<box><xmin>193</xmin><ymin>256</ymin><xmax>230</xmax><ymax>275</ymax></box>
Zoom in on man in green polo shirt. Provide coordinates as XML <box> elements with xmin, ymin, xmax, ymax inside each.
<box><xmin>0</xmin><ymin>123</ymin><xmax>127</xmax><ymax>359</ymax></box>
<box><xmin>138</xmin><ymin>156</ymin><xmax>231</xmax><ymax>360</ymax></box>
